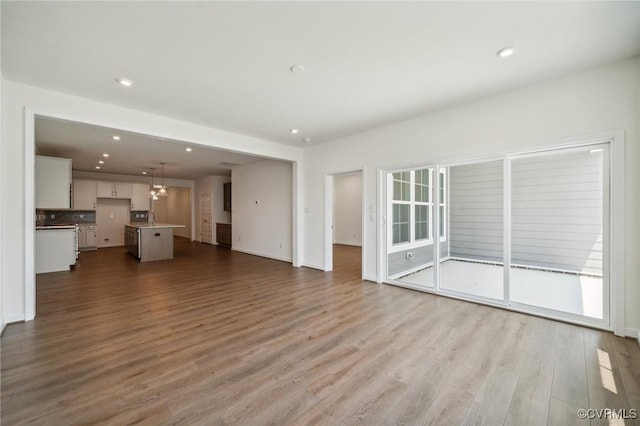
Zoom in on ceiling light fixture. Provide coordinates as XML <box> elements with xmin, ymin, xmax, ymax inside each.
<box><xmin>142</xmin><ymin>171</ymin><xmax>147</xmax><ymax>175</ymax></box>
<box><xmin>496</xmin><ymin>46</ymin><xmax>516</xmax><ymax>58</ymax></box>
<box><xmin>115</xmin><ymin>77</ymin><xmax>134</xmax><ymax>87</ymax></box>
<box><xmin>290</xmin><ymin>128</ymin><xmax>299</xmax><ymax>134</ymax></box>
<box><xmin>149</xmin><ymin>168</ymin><xmax>158</xmax><ymax>200</ymax></box>
<box><xmin>290</xmin><ymin>64</ymin><xmax>305</xmax><ymax>74</ymax></box>
<box><xmin>185</xmin><ymin>147</ymin><xmax>192</xmax><ymax>152</ymax></box>
<box><xmin>158</xmin><ymin>162</ymin><xmax>168</xmax><ymax>197</ymax></box>
<box><xmin>98</xmin><ymin>160</ymin><xmax>104</xmax><ymax>164</ymax></box>
<box><xmin>95</xmin><ymin>166</ymin><xmax>101</xmax><ymax>170</ymax></box>
<box><xmin>112</xmin><ymin>135</ymin><xmax>121</xmax><ymax>141</ymax></box>
<box><xmin>102</xmin><ymin>153</ymin><xmax>109</xmax><ymax>158</ymax></box>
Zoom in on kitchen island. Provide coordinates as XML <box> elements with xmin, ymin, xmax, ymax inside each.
<box><xmin>124</xmin><ymin>223</ymin><xmax>186</xmax><ymax>262</ymax></box>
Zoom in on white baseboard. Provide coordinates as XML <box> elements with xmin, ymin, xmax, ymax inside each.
<box><xmin>625</xmin><ymin>328</ymin><xmax>640</xmax><ymax>347</ymax></box>
<box><xmin>4</xmin><ymin>313</ymin><xmax>25</xmax><ymax>324</ymax></box>
<box><xmin>333</xmin><ymin>242</ymin><xmax>363</xmax><ymax>247</ymax></box>
<box><xmin>302</xmin><ymin>262</ymin><xmax>324</xmax><ymax>271</ymax></box>
<box><xmin>363</xmin><ymin>275</ymin><xmax>378</xmax><ymax>283</ymax></box>
<box><xmin>232</xmin><ymin>247</ymin><xmax>292</xmax><ymax>263</ymax></box>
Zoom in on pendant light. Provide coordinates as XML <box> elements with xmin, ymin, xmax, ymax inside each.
<box><xmin>149</xmin><ymin>168</ymin><xmax>159</xmax><ymax>200</ymax></box>
<box><xmin>158</xmin><ymin>162</ymin><xmax>168</xmax><ymax>197</ymax></box>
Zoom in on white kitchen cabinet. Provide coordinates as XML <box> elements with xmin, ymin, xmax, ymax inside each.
<box><xmin>97</xmin><ymin>182</ymin><xmax>131</xmax><ymax>199</ymax></box>
<box><xmin>36</xmin><ymin>228</ymin><xmax>76</xmax><ymax>273</ymax></box>
<box><xmin>78</xmin><ymin>224</ymin><xmax>98</xmax><ymax>250</ymax></box>
<box><xmin>35</xmin><ymin>156</ymin><xmax>72</xmax><ymax>209</ymax></box>
<box><xmin>131</xmin><ymin>183</ymin><xmax>150</xmax><ymax>210</ymax></box>
<box><xmin>73</xmin><ymin>180</ymin><xmax>98</xmax><ymax>210</ymax></box>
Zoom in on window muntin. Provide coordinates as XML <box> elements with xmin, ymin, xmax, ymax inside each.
<box><xmin>389</xmin><ymin>167</ymin><xmax>438</xmax><ymax>249</ymax></box>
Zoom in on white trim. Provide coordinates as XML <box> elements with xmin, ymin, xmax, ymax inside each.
<box><xmin>323</xmin><ymin>174</ymin><xmax>333</xmax><ymax>272</ymax></box>
<box><xmin>333</xmin><ymin>242</ymin><xmax>363</xmax><ymax>247</ymax></box>
<box><xmin>363</xmin><ymin>275</ymin><xmax>378</xmax><ymax>283</ymax></box>
<box><xmin>609</xmin><ymin>132</ymin><xmax>625</xmax><ymax>336</ymax></box>
<box><xmin>503</xmin><ymin>159</ymin><xmax>511</xmax><ymax>306</ymax></box>
<box><xmin>22</xmin><ymin>107</ymin><xmax>303</xmax><ymax>322</ymax></box>
<box><xmin>377</xmin><ymin>168</ymin><xmax>386</xmax><ymax>283</ymax></box>
<box><xmin>379</xmin><ymin>132</ymin><xmax>624</xmax><ymax>333</ymax></box>
<box><xmin>231</xmin><ymin>247</ymin><xmax>292</xmax><ymax>263</ymax></box>
<box><xmin>24</xmin><ymin>108</ymin><xmax>36</xmax><ymax>321</ymax></box>
<box><xmin>4</xmin><ymin>313</ymin><xmax>26</xmax><ymax>324</ymax></box>
<box><xmin>386</xmin><ymin>279</ymin><xmax>612</xmax><ymax>332</ymax></box>
<box><xmin>323</xmin><ymin>167</ymin><xmax>366</xmax><ymax>279</ymax></box>
<box><xmin>292</xmin><ymin>160</ymin><xmax>302</xmax><ymax>268</ymax></box>
<box><xmin>302</xmin><ymin>262</ymin><xmax>324</xmax><ymax>271</ymax></box>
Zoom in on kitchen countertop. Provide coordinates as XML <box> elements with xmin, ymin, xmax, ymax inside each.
<box><xmin>125</xmin><ymin>223</ymin><xmax>186</xmax><ymax>229</ymax></box>
<box><xmin>36</xmin><ymin>225</ymin><xmax>77</xmax><ymax>230</ymax></box>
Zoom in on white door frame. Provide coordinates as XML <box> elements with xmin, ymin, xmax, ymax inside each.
<box><xmin>23</xmin><ymin>107</ymin><xmax>303</xmax><ymax>321</ymax></box>
<box><xmin>377</xmin><ymin>133</ymin><xmax>626</xmax><ymax>336</ymax></box>
<box><xmin>323</xmin><ymin>168</ymin><xmax>366</xmax><ymax>279</ymax></box>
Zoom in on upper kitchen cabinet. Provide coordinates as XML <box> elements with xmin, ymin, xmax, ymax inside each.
<box><xmin>131</xmin><ymin>183</ymin><xmax>150</xmax><ymax>211</ymax></box>
<box><xmin>97</xmin><ymin>182</ymin><xmax>131</xmax><ymax>199</ymax></box>
<box><xmin>73</xmin><ymin>179</ymin><xmax>97</xmax><ymax>210</ymax></box>
<box><xmin>35</xmin><ymin>155</ymin><xmax>72</xmax><ymax>209</ymax></box>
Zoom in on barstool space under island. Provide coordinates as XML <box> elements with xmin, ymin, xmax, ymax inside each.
<box><xmin>124</xmin><ymin>223</ymin><xmax>186</xmax><ymax>262</ymax></box>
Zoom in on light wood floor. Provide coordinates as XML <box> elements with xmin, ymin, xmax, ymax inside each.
<box><xmin>2</xmin><ymin>241</ymin><xmax>639</xmax><ymax>425</ymax></box>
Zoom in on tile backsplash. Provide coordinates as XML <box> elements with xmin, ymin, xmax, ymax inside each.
<box><xmin>36</xmin><ymin>209</ymin><xmax>97</xmax><ymax>226</ymax></box>
<box><xmin>130</xmin><ymin>211</ymin><xmax>150</xmax><ymax>223</ymax></box>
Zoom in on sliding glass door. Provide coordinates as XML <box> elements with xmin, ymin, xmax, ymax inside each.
<box><xmin>509</xmin><ymin>145</ymin><xmax>607</xmax><ymax>321</ymax></box>
<box><xmin>439</xmin><ymin>160</ymin><xmax>504</xmax><ymax>302</ymax></box>
<box><xmin>385</xmin><ymin>142</ymin><xmax>610</xmax><ymax>328</ymax></box>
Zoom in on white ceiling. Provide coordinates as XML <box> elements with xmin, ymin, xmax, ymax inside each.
<box><xmin>35</xmin><ymin>117</ymin><xmax>263</xmax><ymax>180</ymax></box>
<box><xmin>3</xmin><ymin>2</ymin><xmax>640</xmax><ymax>150</ymax></box>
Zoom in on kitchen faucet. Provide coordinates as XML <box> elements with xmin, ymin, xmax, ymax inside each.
<box><xmin>148</xmin><ymin>211</ymin><xmax>156</xmax><ymax>226</ymax></box>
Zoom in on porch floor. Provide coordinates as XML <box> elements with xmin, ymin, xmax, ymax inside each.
<box><xmin>400</xmin><ymin>259</ymin><xmax>603</xmax><ymax>319</ymax></box>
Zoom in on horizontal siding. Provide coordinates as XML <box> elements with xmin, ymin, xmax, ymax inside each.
<box><xmin>449</xmin><ymin>160</ymin><xmax>503</xmax><ymax>263</ymax></box>
<box><xmin>388</xmin><ymin>241</ymin><xmax>449</xmax><ymax>278</ymax></box>
<box><xmin>511</xmin><ymin>150</ymin><xmax>603</xmax><ymax>274</ymax></box>
<box><xmin>446</xmin><ymin>150</ymin><xmax>604</xmax><ymax>274</ymax></box>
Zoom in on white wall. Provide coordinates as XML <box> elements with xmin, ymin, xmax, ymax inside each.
<box><xmin>154</xmin><ymin>187</ymin><xmax>191</xmax><ymax>238</ymax></box>
<box><xmin>232</xmin><ymin>159</ymin><xmax>293</xmax><ymax>262</ymax></box>
<box><xmin>74</xmin><ymin>170</ymin><xmax>197</xmax><ymax>240</ymax></box>
<box><xmin>333</xmin><ymin>171</ymin><xmax>362</xmax><ymax>246</ymax></box>
<box><xmin>194</xmin><ymin>175</ymin><xmax>231</xmax><ymax>244</ymax></box>
<box><xmin>0</xmin><ymin>81</ymin><xmax>302</xmax><ymax>322</ymax></box>
<box><xmin>0</xmin><ymin>3</ymin><xmax>5</xmax><ymax>331</ymax></box>
<box><xmin>302</xmin><ymin>57</ymin><xmax>640</xmax><ymax>332</ymax></box>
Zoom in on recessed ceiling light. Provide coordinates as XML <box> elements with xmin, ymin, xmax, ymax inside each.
<box><xmin>142</xmin><ymin>171</ymin><xmax>147</xmax><ymax>175</ymax></box>
<box><xmin>496</xmin><ymin>46</ymin><xmax>516</xmax><ymax>58</ymax></box>
<box><xmin>112</xmin><ymin>135</ymin><xmax>121</xmax><ymax>141</ymax></box>
<box><xmin>95</xmin><ymin>166</ymin><xmax>101</xmax><ymax>170</ymax></box>
<box><xmin>303</xmin><ymin>138</ymin><xmax>312</xmax><ymax>143</ymax></box>
<box><xmin>98</xmin><ymin>160</ymin><xmax>104</xmax><ymax>164</ymax></box>
<box><xmin>185</xmin><ymin>147</ymin><xmax>192</xmax><ymax>152</ymax></box>
<box><xmin>290</xmin><ymin>64</ymin><xmax>305</xmax><ymax>74</ymax></box>
<box><xmin>290</xmin><ymin>128</ymin><xmax>299</xmax><ymax>134</ymax></box>
<box><xmin>115</xmin><ymin>77</ymin><xmax>133</xmax><ymax>87</ymax></box>
<box><xmin>102</xmin><ymin>153</ymin><xmax>109</xmax><ymax>157</ymax></box>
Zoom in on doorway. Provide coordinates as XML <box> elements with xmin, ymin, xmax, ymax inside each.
<box><xmin>383</xmin><ymin>141</ymin><xmax>616</xmax><ymax>330</ymax></box>
<box><xmin>324</xmin><ymin>170</ymin><xmax>365</xmax><ymax>279</ymax></box>
<box><xmin>200</xmin><ymin>192</ymin><xmax>213</xmax><ymax>244</ymax></box>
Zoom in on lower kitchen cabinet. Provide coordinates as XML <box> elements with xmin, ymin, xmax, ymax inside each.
<box><xmin>78</xmin><ymin>224</ymin><xmax>98</xmax><ymax>251</ymax></box>
<box><xmin>36</xmin><ymin>229</ymin><xmax>76</xmax><ymax>273</ymax></box>
<box><xmin>216</xmin><ymin>223</ymin><xmax>232</xmax><ymax>248</ymax></box>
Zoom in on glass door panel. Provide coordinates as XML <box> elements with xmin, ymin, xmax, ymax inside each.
<box><xmin>510</xmin><ymin>147</ymin><xmax>606</xmax><ymax>320</ymax></box>
<box><xmin>387</xmin><ymin>168</ymin><xmax>435</xmax><ymax>288</ymax></box>
<box><xmin>439</xmin><ymin>160</ymin><xmax>504</xmax><ymax>301</ymax></box>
